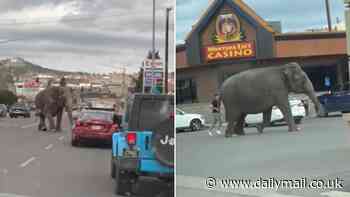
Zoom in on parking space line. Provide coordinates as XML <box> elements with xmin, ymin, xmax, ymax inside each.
<box><xmin>44</xmin><ymin>144</ymin><xmax>53</xmax><ymax>150</ymax></box>
<box><xmin>21</xmin><ymin>123</ymin><xmax>37</xmax><ymax>129</ymax></box>
<box><xmin>19</xmin><ymin>157</ymin><xmax>36</xmax><ymax>168</ymax></box>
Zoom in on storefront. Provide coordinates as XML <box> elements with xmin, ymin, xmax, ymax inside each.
<box><xmin>176</xmin><ymin>0</ymin><xmax>348</xmax><ymax>104</ymax></box>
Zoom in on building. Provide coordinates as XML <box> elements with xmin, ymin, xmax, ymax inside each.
<box><xmin>176</xmin><ymin>0</ymin><xmax>348</xmax><ymax>103</ymax></box>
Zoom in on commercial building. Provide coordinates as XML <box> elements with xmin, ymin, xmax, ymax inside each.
<box><xmin>176</xmin><ymin>0</ymin><xmax>348</xmax><ymax>103</ymax></box>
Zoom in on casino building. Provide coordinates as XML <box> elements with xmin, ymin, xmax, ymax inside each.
<box><xmin>176</xmin><ymin>0</ymin><xmax>348</xmax><ymax>104</ymax></box>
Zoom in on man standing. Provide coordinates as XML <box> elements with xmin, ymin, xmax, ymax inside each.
<box><xmin>208</xmin><ymin>93</ymin><xmax>222</xmax><ymax>136</ymax></box>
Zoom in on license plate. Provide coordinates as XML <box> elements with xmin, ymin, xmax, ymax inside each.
<box><xmin>123</xmin><ymin>149</ymin><xmax>138</xmax><ymax>157</ymax></box>
<box><xmin>91</xmin><ymin>125</ymin><xmax>103</xmax><ymax>130</ymax></box>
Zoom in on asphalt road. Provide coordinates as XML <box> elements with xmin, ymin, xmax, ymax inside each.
<box><xmin>0</xmin><ymin>114</ymin><xmax>171</xmax><ymax>197</ymax></box>
<box><xmin>176</xmin><ymin>114</ymin><xmax>350</xmax><ymax>197</ymax></box>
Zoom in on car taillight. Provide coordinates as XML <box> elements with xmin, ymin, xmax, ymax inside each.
<box><xmin>111</xmin><ymin>124</ymin><xmax>118</xmax><ymax>132</ymax></box>
<box><xmin>126</xmin><ymin>132</ymin><xmax>137</xmax><ymax>145</ymax></box>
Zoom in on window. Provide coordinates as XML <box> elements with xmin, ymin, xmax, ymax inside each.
<box><xmin>176</xmin><ymin>78</ymin><xmax>197</xmax><ymax>104</ymax></box>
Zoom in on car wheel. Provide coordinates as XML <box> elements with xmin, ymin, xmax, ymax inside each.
<box><xmin>190</xmin><ymin>119</ymin><xmax>202</xmax><ymax>131</ymax></box>
<box><xmin>114</xmin><ymin>167</ymin><xmax>134</xmax><ymax>195</ymax></box>
<box><xmin>71</xmin><ymin>139</ymin><xmax>79</xmax><ymax>147</ymax></box>
<box><xmin>294</xmin><ymin>118</ymin><xmax>302</xmax><ymax>124</ymax></box>
<box><xmin>111</xmin><ymin>155</ymin><xmax>116</xmax><ymax>179</ymax></box>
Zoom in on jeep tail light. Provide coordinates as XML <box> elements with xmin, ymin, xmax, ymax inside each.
<box><xmin>126</xmin><ymin>132</ymin><xmax>137</xmax><ymax>145</ymax></box>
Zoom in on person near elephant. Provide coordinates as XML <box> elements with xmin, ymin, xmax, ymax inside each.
<box><xmin>208</xmin><ymin>93</ymin><xmax>222</xmax><ymax>136</ymax></box>
<box><xmin>35</xmin><ymin>77</ymin><xmax>74</xmax><ymax>132</ymax></box>
<box><xmin>220</xmin><ymin>62</ymin><xmax>321</xmax><ymax>137</ymax></box>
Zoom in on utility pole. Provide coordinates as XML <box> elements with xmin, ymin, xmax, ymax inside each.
<box><xmin>151</xmin><ymin>0</ymin><xmax>156</xmax><ymax>94</ymax></box>
<box><xmin>122</xmin><ymin>66</ymin><xmax>126</xmax><ymax>99</ymax></box>
<box><xmin>325</xmin><ymin>0</ymin><xmax>332</xmax><ymax>31</ymax></box>
<box><xmin>165</xmin><ymin>7</ymin><xmax>172</xmax><ymax>94</ymax></box>
<box><xmin>345</xmin><ymin>0</ymin><xmax>350</xmax><ymax>81</ymax></box>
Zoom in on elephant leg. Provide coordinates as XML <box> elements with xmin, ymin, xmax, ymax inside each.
<box><xmin>225</xmin><ymin>111</ymin><xmax>240</xmax><ymax>138</ymax></box>
<box><xmin>38</xmin><ymin>113</ymin><xmax>46</xmax><ymax>131</ymax></box>
<box><xmin>276</xmin><ymin>101</ymin><xmax>298</xmax><ymax>132</ymax></box>
<box><xmin>235</xmin><ymin>114</ymin><xmax>246</xmax><ymax>135</ymax></box>
<box><xmin>47</xmin><ymin>113</ymin><xmax>56</xmax><ymax>132</ymax></box>
<box><xmin>257</xmin><ymin>108</ymin><xmax>272</xmax><ymax>133</ymax></box>
<box><xmin>56</xmin><ymin>110</ymin><xmax>63</xmax><ymax>132</ymax></box>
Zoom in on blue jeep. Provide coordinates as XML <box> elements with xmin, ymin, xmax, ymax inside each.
<box><xmin>111</xmin><ymin>94</ymin><xmax>174</xmax><ymax>196</ymax></box>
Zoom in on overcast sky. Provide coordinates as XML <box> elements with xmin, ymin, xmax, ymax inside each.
<box><xmin>177</xmin><ymin>0</ymin><xmax>345</xmax><ymax>43</ymax></box>
<box><xmin>0</xmin><ymin>0</ymin><xmax>174</xmax><ymax>74</ymax></box>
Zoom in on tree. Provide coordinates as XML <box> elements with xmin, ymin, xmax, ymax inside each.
<box><xmin>0</xmin><ymin>89</ymin><xmax>17</xmax><ymax>105</ymax></box>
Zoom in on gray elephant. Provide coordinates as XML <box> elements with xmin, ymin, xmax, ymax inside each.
<box><xmin>220</xmin><ymin>62</ymin><xmax>321</xmax><ymax>137</ymax></box>
<box><xmin>35</xmin><ymin>78</ymin><xmax>74</xmax><ymax>132</ymax></box>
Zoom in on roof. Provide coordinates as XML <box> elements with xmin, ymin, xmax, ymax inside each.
<box><xmin>275</xmin><ymin>31</ymin><xmax>346</xmax><ymax>41</ymax></box>
<box><xmin>185</xmin><ymin>0</ymin><xmax>274</xmax><ymax>41</ymax></box>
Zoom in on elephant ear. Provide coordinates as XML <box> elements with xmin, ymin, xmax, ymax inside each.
<box><xmin>283</xmin><ymin>66</ymin><xmax>296</xmax><ymax>90</ymax></box>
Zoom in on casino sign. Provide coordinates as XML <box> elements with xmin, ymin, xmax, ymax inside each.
<box><xmin>203</xmin><ymin>12</ymin><xmax>255</xmax><ymax>62</ymax></box>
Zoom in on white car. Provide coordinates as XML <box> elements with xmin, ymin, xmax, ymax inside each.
<box><xmin>176</xmin><ymin>108</ymin><xmax>205</xmax><ymax>132</ymax></box>
<box><xmin>245</xmin><ymin>98</ymin><xmax>306</xmax><ymax>126</ymax></box>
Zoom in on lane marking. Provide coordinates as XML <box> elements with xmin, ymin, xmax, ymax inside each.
<box><xmin>44</xmin><ymin>144</ymin><xmax>53</xmax><ymax>150</ymax></box>
<box><xmin>176</xmin><ymin>175</ymin><xmax>304</xmax><ymax>197</ymax></box>
<box><xmin>321</xmin><ymin>191</ymin><xmax>350</xmax><ymax>197</ymax></box>
<box><xmin>58</xmin><ymin>136</ymin><xmax>64</xmax><ymax>141</ymax></box>
<box><xmin>21</xmin><ymin>123</ymin><xmax>37</xmax><ymax>129</ymax></box>
<box><xmin>19</xmin><ymin>157</ymin><xmax>36</xmax><ymax>168</ymax></box>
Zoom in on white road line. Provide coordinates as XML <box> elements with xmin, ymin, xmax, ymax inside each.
<box><xmin>321</xmin><ymin>191</ymin><xmax>350</xmax><ymax>197</ymax></box>
<box><xmin>58</xmin><ymin>136</ymin><xmax>64</xmax><ymax>141</ymax></box>
<box><xmin>19</xmin><ymin>157</ymin><xmax>36</xmax><ymax>168</ymax></box>
<box><xmin>20</xmin><ymin>123</ymin><xmax>37</xmax><ymax>129</ymax></box>
<box><xmin>44</xmin><ymin>144</ymin><xmax>53</xmax><ymax>150</ymax></box>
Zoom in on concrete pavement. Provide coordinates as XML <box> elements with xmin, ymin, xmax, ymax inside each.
<box><xmin>176</xmin><ymin>115</ymin><xmax>350</xmax><ymax>197</ymax></box>
<box><xmin>0</xmin><ymin>115</ymin><xmax>169</xmax><ymax>197</ymax></box>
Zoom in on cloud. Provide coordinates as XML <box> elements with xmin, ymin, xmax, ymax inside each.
<box><xmin>177</xmin><ymin>0</ymin><xmax>345</xmax><ymax>42</ymax></box>
<box><xmin>0</xmin><ymin>0</ymin><xmax>175</xmax><ymax>74</ymax></box>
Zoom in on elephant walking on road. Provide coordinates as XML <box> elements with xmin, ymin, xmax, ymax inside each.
<box><xmin>220</xmin><ymin>62</ymin><xmax>321</xmax><ymax>137</ymax></box>
<box><xmin>35</xmin><ymin>78</ymin><xmax>74</xmax><ymax>132</ymax></box>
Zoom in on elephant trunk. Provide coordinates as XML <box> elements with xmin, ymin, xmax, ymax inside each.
<box><xmin>305</xmin><ymin>78</ymin><xmax>321</xmax><ymax>115</ymax></box>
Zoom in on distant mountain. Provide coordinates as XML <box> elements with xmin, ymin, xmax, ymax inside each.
<box><xmin>0</xmin><ymin>57</ymin><xmax>78</xmax><ymax>76</ymax></box>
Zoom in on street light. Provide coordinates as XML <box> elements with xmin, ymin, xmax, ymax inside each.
<box><xmin>165</xmin><ymin>7</ymin><xmax>173</xmax><ymax>94</ymax></box>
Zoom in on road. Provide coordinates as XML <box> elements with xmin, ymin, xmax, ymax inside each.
<box><xmin>0</xmin><ymin>114</ymin><xmax>170</xmax><ymax>197</ymax></box>
<box><xmin>176</xmin><ymin>115</ymin><xmax>350</xmax><ymax>197</ymax></box>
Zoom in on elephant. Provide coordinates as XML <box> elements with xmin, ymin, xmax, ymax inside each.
<box><xmin>220</xmin><ymin>62</ymin><xmax>321</xmax><ymax>137</ymax></box>
<box><xmin>34</xmin><ymin>78</ymin><xmax>75</xmax><ymax>132</ymax></box>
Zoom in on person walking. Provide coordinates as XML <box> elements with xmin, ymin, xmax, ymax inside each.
<box><xmin>208</xmin><ymin>93</ymin><xmax>222</xmax><ymax>136</ymax></box>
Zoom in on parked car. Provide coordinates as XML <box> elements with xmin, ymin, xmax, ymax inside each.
<box><xmin>176</xmin><ymin>108</ymin><xmax>205</xmax><ymax>132</ymax></box>
<box><xmin>318</xmin><ymin>83</ymin><xmax>350</xmax><ymax>117</ymax></box>
<box><xmin>111</xmin><ymin>94</ymin><xmax>174</xmax><ymax>196</ymax></box>
<box><xmin>71</xmin><ymin>110</ymin><xmax>119</xmax><ymax>146</ymax></box>
<box><xmin>9</xmin><ymin>104</ymin><xmax>31</xmax><ymax>118</ymax></box>
<box><xmin>245</xmin><ymin>98</ymin><xmax>306</xmax><ymax>126</ymax></box>
<box><xmin>0</xmin><ymin>104</ymin><xmax>7</xmax><ymax>117</ymax></box>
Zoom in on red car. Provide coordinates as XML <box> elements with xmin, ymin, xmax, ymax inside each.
<box><xmin>71</xmin><ymin>110</ymin><xmax>119</xmax><ymax>146</ymax></box>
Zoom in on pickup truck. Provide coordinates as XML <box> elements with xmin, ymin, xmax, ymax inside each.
<box><xmin>110</xmin><ymin>94</ymin><xmax>174</xmax><ymax>196</ymax></box>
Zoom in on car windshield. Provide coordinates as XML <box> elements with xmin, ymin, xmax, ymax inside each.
<box><xmin>80</xmin><ymin>111</ymin><xmax>113</xmax><ymax>122</ymax></box>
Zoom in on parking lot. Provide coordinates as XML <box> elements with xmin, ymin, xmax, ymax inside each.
<box><xmin>0</xmin><ymin>114</ymin><xmax>170</xmax><ymax>197</ymax></box>
<box><xmin>176</xmin><ymin>115</ymin><xmax>350</xmax><ymax>197</ymax></box>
